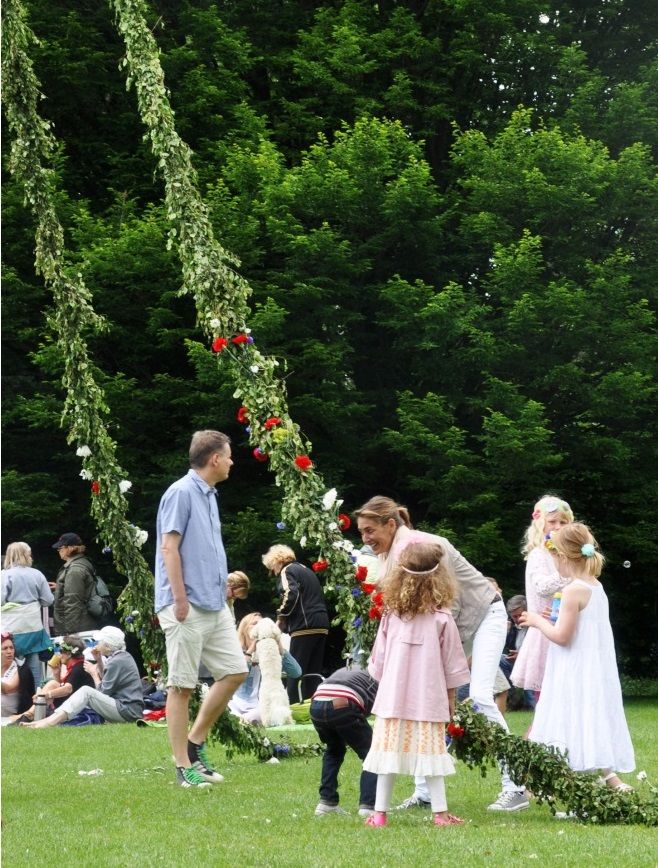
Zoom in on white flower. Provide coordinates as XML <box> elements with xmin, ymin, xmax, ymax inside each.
<box><xmin>538</xmin><ymin>13</ymin><xmax>550</xmax><ymax>24</ymax></box>
<box><xmin>342</xmin><ymin>540</ymin><xmax>355</xmax><ymax>553</ymax></box>
<box><xmin>250</xmin><ymin>364</ymin><xmax>260</xmax><ymax>373</ymax></box>
<box><xmin>637</xmin><ymin>770</ymin><xmax>648</xmax><ymax>781</ymax></box>
<box><xmin>79</xmin><ymin>469</ymin><xmax>92</xmax><ymax>481</ymax></box>
<box><xmin>299</xmin><ymin>536</ymin><xmax>307</xmax><ymax>548</ymax></box>
<box><xmin>322</xmin><ymin>488</ymin><xmax>338</xmax><ymax>510</ymax></box>
<box><xmin>131</xmin><ymin>610</ymin><xmax>140</xmax><ymax>617</ymax></box>
<box><xmin>210</xmin><ymin>318</ymin><xmax>221</xmax><ymax>330</ymax></box>
<box><xmin>119</xmin><ymin>480</ymin><xmax>132</xmax><ymax>493</ymax></box>
<box><xmin>76</xmin><ymin>445</ymin><xmax>91</xmax><ymax>457</ymax></box>
<box><xmin>244</xmin><ymin>327</ymin><xmax>252</xmax><ymax>334</ymax></box>
<box><xmin>332</xmin><ymin>540</ymin><xmax>344</xmax><ymax>550</ymax></box>
<box><xmin>262</xmin><ymin>737</ymin><xmax>271</xmax><ymax>747</ymax></box>
<box><xmin>328</xmin><ymin>522</ymin><xmax>338</xmax><ymax>531</ymax></box>
<box><xmin>134</xmin><ymin>529</ymin><xmax>148</xmax><ymax>548</ymax></box>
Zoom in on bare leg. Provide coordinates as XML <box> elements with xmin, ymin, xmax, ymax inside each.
<box><xmin>22</xmin><ymin>710</ymin><xmax>67</xmax><ymax>729</ymax></box>
<box><xmin>189</xmin><ymin>673</ymin><xmax>246</xmax><ymax>746</ymax></box>
<box><xmin>166</xmin><ymin>686</ymin><xmax>194</xmax><ymax>767</ymax></box>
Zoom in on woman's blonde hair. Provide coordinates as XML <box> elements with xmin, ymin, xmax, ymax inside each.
<box><xmin>383</xmin><ymin>542</ymin><xmax>456</xmax><ymax>618</ymax></box>
<box><xmin>353</xmin><ymin>496</ymin><xmax>412</xmax><ymax>529</ymax></box>
<box><xmin>227</xmin><ymin>571</ymin><xmax>250</xmax><ymax>598</ymax></box>
<box><xmin>3</xmin><ymin>542</ymin><xmax>33</xmax><ymax>568</ymax></box>
<box><xmin>236</xmin><ymin>612</ymin><xmax>262</xmax><ymax>650</ymax></box>
<box><xmin>262</xmin><ymin>544</ymin><xmax>295</xmax><ymax>573</ymax></box>
<box><xmin>522</xmin><ymin>494</ymin><xmax>574</xmax><ymax>557</ymax></box>
<box><xmin>550</xmin><ymin>523</ymin><xmax>604</xmax><ymax>578</ymax></box>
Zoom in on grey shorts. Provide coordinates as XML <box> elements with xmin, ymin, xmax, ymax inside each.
<box><xmin>158</xmin><ymin>603</ymin><xmax>247</xmax><ymax>689</ymax></box>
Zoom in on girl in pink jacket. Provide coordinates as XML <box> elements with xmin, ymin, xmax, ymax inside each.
<box><xmin>363</xmin><ymin>542</ymin><xmax>470</xmax><ymax>828</ymax></box>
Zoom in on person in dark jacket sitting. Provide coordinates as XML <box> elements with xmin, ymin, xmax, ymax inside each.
<box><xmin>262</xmin><ymin>544</ymin><xmax>329</xmax><ymax>702</ymax></box>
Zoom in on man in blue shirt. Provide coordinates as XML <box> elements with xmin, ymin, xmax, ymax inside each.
<box><xmin>156</xmin><ymin>430</ymin><xmax>247</xmax><ymax>788</ymax></box>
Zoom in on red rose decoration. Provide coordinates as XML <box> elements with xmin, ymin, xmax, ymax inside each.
<box><xmin>338</xmin><ymin>513</ymin><xmax>351</xmax><ymax>531</ymax></box>
<box><xmin>372</xmin><ymin>591</ymin><xmax>384</xmax><ymax>607</ymax></box>
<box><xmin>362</xmin><ymin>582</ymin><xmax>376</xmax><ymax>595</ymax></box>
<box><xmin>447</xmin><ymin>722</ymin><xmax>465</xmax><ymax>739</ymax></box>
<box><xmin>294</xmin><ymin>455</ymin><xmax>313</xmax><ymax>471</ymax></box>
<box><xmin>368</xmin><ymin>606</ymin><xmax>383</xmax><ymax>620</ymax></box>
<box><xmin>311</xmin><ymin>560</ymin><xmax>329</xmax><ymax>572</ymax></box>
<box><xmin>355</xmin><ymin>565</ymin><xmax>368</xmax><ymax>582</ymax></box>
<box><xmin>91</xmin><ymin>481</ymin><xmax>101</xmax><ymax>495</ymax></box>
<box><xmin>231</xmin><ymin>334</ymin><xmax>249</xmax><ymax>345</ymax></box>
<box><xmin>237</xmin><ymin>406</ymin><xmax>249</xmax><ymax>424</ymax></box>
<box><xmin>252</xmin><ymin>447</ymin><xmax>268</xmax><ymax>463</ymax></box>
<box><xmin>212</xmin><ymin>337</ymin><xmax>228</xmax><ymax>353</ymax></box>
<box><xmin>264</xmin><ymin>417</ymin><xmax>282</xmax><ymax>430</ymax></box>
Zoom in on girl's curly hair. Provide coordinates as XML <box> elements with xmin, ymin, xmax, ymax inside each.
<box><xmin>383</xmin><ymin>542</ymin><xmax>457</xmax><ymax>618</ymax></box>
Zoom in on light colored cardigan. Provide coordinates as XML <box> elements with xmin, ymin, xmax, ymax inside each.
<box><xmin>368</xmin><ymin>609</ymin><xmax>469</xmax><ymax>721</ymax></box>
<box><xmin>380</xmin><ymin>525</ymin><xmax>496</xmax><ymax>645</ymax></box>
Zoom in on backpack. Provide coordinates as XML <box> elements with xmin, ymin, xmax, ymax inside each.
<box><xmin>87</xmin><ymin>570</ymin><xmax>114</xmax><ymax>624</ymax></box>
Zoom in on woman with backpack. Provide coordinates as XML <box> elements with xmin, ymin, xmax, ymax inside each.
<box><xmin>51</xmin><ymin>533</ymin><xmax>101</xmax><ymax>635</ymax></box>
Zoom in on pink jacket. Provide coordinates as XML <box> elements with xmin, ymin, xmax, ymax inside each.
<box><xmin>368</xmin><ymin>609</ymin><xmax>470</xmax><ymax>722</ymax></box>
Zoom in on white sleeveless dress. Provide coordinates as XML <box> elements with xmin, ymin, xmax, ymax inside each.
<box><xmin>529</xmin><ymin>579</ymin><xmax>635</xmax><ymax>772</ymax></box>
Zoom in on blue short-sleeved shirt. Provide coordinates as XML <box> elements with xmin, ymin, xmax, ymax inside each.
<box><xmin>154</xmin><ymin>469</ymin><xmax>228</xmax><ymax>613</ymax></box>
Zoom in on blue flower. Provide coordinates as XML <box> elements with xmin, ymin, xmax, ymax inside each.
<box><xmin>352</xmin><ymin>617</ymin><xmax>362</xmax><ymax>628</ymax></box>
<box><xmin>245</xmin><ymin>426</ymin><xmax>251</xmax><ymax>434</ymax></box>
<box><xmin>351</xmin><ymin>588</ymin><xmax>362</xmax><ymax>597</ymax></box>
<box><xmin>350</xmin><ymin>553</ymin><xmax>358</xmax><ymax>563</ymax></box>
<box><xmin>276</xmin><ymin>521</ymin><xmax>286</xmax><ymax>530</ymax></box>
<box><xmin>126</xmin><ymin>615</ymin><xmax>135</xmax><ymax>624</ymax></box>
<box><xmin>581</xmin><ymin>543</ymin><xmax>595</xmax><ymax>557</ymax></box>
<box><xmin>102</xmin><ymin>546</ymin><xmax>112</xmax><ymax>555</ymax></box>
<box><xmin>247</xmin><ymin>335</ymin><xmax>255</xmax><ymax>344</ymax></box>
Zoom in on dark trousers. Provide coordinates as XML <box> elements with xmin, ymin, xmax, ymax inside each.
<box><xmin>287</xmin><ymin>633</ymin><xmax>326</xmax><ymax>702</ymax></box>
<box><xmin>310</xmin><ymin>698</ymin><xmax>376</xmax><ymax>809</ymax></box>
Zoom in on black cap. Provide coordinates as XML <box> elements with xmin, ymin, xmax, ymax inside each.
<box><xmin>52</xmin><ymin>532</ymin><xmax>83</xmax><ymax>549</ymax></box>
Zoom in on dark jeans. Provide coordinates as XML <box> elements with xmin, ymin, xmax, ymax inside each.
<box><xmin>287</xmin><ymin>633</ymin><xmax>326</xmax><ymax>702</ymax></box>
<box><xmin>310</xmin><ymin>698</ymin><xmax>376</xmax><ymax>809</ymax></box>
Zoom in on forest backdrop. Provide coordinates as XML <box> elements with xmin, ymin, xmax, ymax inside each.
<box><xmin>2</xmin><ymin>0</ymin><xmax>657</xmax><ymax>672</ymax></box>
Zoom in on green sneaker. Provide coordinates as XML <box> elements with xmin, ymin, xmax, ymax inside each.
<box><xmin>188</xmin><ymin>740</ymin><xmax>224</xmax><ymax>783</ymax></box>
<box><xmin>176</xmin><ymin>766</ymin><xmax>211</xmax><ymax>789</ymax></box>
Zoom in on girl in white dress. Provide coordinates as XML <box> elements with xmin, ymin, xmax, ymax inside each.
<box><xmin>520</xmin><ymin>523</ymin><xmax>635</xmax><ymax>790</ymax></box>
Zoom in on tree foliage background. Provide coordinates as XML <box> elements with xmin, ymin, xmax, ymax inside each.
<box><xmin>3</xmin><ymin>0</ymin><xmax>657</xmax><ymax>672</ymax></box>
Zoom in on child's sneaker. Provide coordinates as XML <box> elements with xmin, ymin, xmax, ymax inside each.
<box><xmin>365</xmin><ymin>812</ymin><xmax>387</xmax><ymax>827</ymax></box>
<box><xmin>314</xmin><ymin>802</ymin><xmax>350</xmax><ymax>816</ymax></box>
<box><xmin>358</xmin><ymin>806</ymin><xmax>375</xmax><ymax>818</ymax></box>
<box><xmin>188</xmin><ymin>740</ymin><xmax>224</xmax><ymax>783</ymax></box>
<box><xmin>176</xmin><ymin>766</ymin><xmax>211</xmax><ymax>788</ymax></box>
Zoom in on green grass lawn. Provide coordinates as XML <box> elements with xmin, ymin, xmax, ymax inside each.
<box><xmin>2</xmin><ymin>700</ymin><xmax>657</xmax><ymax>867</ymax></box>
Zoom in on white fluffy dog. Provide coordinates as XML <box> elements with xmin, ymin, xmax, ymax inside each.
<box><xmin>252</xmin><ymin>618</ymin><xmax>293</xmax><ymax>727</ymax></box>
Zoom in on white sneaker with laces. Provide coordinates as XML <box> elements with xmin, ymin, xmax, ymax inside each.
<box><xmin>314</xmin><ymin>802</ymin><xmax>350</xmax><ymax>816</ymax></box>
<box><xmin>358</xmin><ymin>807</ymin><xmax>375</xmax><ymax>818</ymax></box>
<box><xmin>395</xmin><ymin>795</ymin><xmax>431</xmax><ymax>810</ymax></box>
<box><xmin>487</xmin><ymin>791</ymin><xmax>530</xmax><ymax>812</ymax></box>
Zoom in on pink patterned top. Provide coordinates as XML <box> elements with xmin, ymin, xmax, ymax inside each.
<box><xmin>510</xmin><ymin>547</ymin><xmax>569</xmax><ymax>692</ymax></box>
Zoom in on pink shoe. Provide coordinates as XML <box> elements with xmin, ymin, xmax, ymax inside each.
<box><xmin>433</xmin><ymin>813</ymin><xmax>465</xmax><ymax>826</ymax></box>
<box><xmin>365</xmin><ymin>812</ymin><xmax>387</xmax><ymax>827</ymax></box>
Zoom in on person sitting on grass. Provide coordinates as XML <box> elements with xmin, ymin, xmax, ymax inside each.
<box><xmin>22</xmin><ymin>626</ymin><xmax>143</xmax><ymax>728</ymax></box>
<box><xmin>1</xmin><ymin>632</ymin><xmax>35</xmax><ymax>725</ymax></box>
<box><xmin>16</xmin><ymin>635</ymin><xmax>94</xmax><ymax>722</ymax></box>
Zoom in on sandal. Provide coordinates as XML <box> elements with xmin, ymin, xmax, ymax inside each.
<box><xmin>598</xmin><ymin>773</ymin><xmax>633</xmax><ymax>792</ymax></box>
<box><xmin>434</xmin><ymin>813</ymin><xmax>465</xmax><ymax>826</ymax></box>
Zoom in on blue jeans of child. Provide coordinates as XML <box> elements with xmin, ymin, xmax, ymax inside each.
<box><xmin>310</xmin><ymin>698</ymin><xmax>376</xmax><ymax>809</ymax></box>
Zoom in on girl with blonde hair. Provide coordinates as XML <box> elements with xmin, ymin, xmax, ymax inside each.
<box><xmin>520</xmin><ymin>523</ymin><xmax>635</xmax><ymax>793</ymax></box>
<box><xmin>511</xmin><ymin>495</ymin><xmax>573</xmax><ymax>700</ymax></box>
<box><xmin>363</xmin><ymin>543</ymin><xmax>470</xmax><ymax>828</ymax></box>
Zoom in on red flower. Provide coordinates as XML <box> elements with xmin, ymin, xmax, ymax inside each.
<box><xmin>355</xmin><ymin>565</ymin><xmax>368</xmax><ymax>582</ymax></box>
<box><xmin>447</xmin><ymin>722</ymin><xmax>465</xmax><ymax>739</ymax></box>
<box><xmin>294</xmin><ymin>455</ymin><xmax>313</xmax><ymax>471</ymax></box>
<box><xmin>264</xmin><ymin>417</ymin><xmax>282</xmax><ymax>430</ymax></box>
<box><xmin>368</xmin><ymin>606</ymin><xmax>383</xmax><ymax>620</ymax></box>
<box><xmin>338</xmin><ymin>513</ymin><xmax>351</xmax><ymax>531</ymax></box>
<box><xmin>237</xmin><ymin>406</ymin><xmax>249</xmax><ymax>424</ymax></box>
<box><xmin>212</xmin><ymin>337</ymin><xmax>228</xmax><ymax>353</ymax></box>
<box><xmin>361</xmin><ymin>582</ymin><xmax>376</xmax><ymax>595</ymax></box>
<box><xmin>231</xmin><ymin>334</ymin><xmax>249</xmax><ymax>345</ymax></box>
<box><xmin>371</xmin><ymin>591</ymin><xmax>384</xmax><ymax>607</ymax></box>
<box><xmin>311</xmin><ymin>560</ymin><xmax>329</xmax><ymax>572</ymax></box>
<box><xmin>252</xmin><ymin>447</ymin><xmax>268</xmax><ymax>463</ymax></box>
<box><xmin>91</xmin><ymin>481</ymin><xmax>101</xmax><ymax>495</ymax></box>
